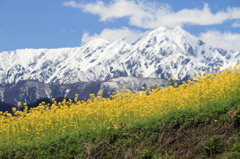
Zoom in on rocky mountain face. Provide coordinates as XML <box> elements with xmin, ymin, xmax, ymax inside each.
<box><xmin>1</xmin><ymin>77</ymin><xmax>168</xmax><ymax>105</ymax></box>
<box><xmin>0</xmin><ymin>26</ymin><xmax>239</xmax><ymax>105</ymax></box>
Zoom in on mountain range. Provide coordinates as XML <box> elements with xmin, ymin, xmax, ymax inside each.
<box><xmin>0</xmin><ymin>77</ymin><xmax>168</xmax><ymax>105</ymax></box>
<box><xmin>0</xmin><ymin>26</ymin><xmax>239</xmax><ymax>105</ymax></box>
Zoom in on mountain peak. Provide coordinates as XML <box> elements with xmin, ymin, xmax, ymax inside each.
<box><xmin>157</xmin><ymin>25</ymin><xmax>168</xmax><ymax>30</ymax></box>
<box><xmin>155</xmin><ymin>26</ymin><xmax>168</xmax><ymax>31</ymax></box>
<box><xmin>173</xmin><ymin>26</ymin><xmax>183</xmax><ymax>30</ymax></box>
<box><xmin>172</xmin><ymin>26</ymin><xmax>189</xmax><ymax>35</ymax></box>
<box><xmin>85</xmin><ymin>38</ymin><xmax>110</xmax><ymax>46</ymax></box>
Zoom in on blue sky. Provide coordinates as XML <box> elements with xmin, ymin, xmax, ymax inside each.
<box><xmin>0</xmin><ymin>0</ymin><xmax>240</xmax><ymax>52</ymax></box>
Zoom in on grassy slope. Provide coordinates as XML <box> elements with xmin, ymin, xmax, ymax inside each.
<box><xmin>1</xmin><ymin>97</ymin><xmax>240</xmax><ymax>159</ymax></box>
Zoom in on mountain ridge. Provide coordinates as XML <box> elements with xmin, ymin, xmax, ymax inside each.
<box><xmin>0</xmin><ymin>26</ymin><xmax>239</xmax><ymax>85</ymax></box>
<box><xmin>1</xmin><ymin>77</ymin><xmax>168</xmax><ymax>104</ymax></box>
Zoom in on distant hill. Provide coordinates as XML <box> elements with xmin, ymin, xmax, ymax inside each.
<box><xmin>0</xmin><ymin>77</ymin><xmax>168</xmax><ymax>104</ymax></box>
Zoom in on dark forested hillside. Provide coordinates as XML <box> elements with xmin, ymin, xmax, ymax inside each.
<box><xmin>0</xmin><ymin>101</ymin><xmax>16</xmax><ymax>113</ymax></box>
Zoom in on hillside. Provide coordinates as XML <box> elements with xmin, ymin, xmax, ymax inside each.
<box><xmin>0</xmin><ymin>64</ymin><xmax>240</xmax><ymax>158</ymax></box>
<box><xmin>1</xmin><ymin>94</ymin><xmax>240</xmax><ymax>158</ymax></box>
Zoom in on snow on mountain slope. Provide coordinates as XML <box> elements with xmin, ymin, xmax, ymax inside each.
<box><xmin>0</xmin><ymin>26</ymin><xmax>239</xmax><ymax>84</ymax></box>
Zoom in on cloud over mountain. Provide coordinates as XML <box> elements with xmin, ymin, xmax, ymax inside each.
<box><xmin>199</xmin><ymin>30</ymin><xmax>240</xmax><ymax>52</ymax></box>
<box><xmin>64</xmin><ymin>0</ymin><xmax>240</xmax><ymax>28</ymax></box>
<box><xmin>81</xmin><ymin>27</ymin><xmax>141</xmax><ymax>44</ymax></box>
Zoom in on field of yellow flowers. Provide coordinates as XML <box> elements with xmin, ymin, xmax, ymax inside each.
<box><xmin>0</xmin><ymin>63</ymin><xmax>240</xmax><ymax>146</ymax></box>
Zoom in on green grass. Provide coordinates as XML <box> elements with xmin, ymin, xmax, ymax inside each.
<box><xmin>1</xmin><ymin>97</ymin><xmax>240</xmax><ymax>159</ymax></box>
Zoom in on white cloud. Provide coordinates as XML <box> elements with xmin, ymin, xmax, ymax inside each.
<box><xmin>199</xmin><ymin>30</ymin><xmax>240</xmax><ymax>52</ymax></box>
<box><xmin>63</xmin><ymin>0</ymin><xmax>240</xmax><ymax>28</ymax></box>
<box><xmin>232</xmin><ymin>21</ymin><xmax>240</xmax><ymax>27</ymax></box>
<box><xmin>81</xmin><ymin>27</ymin><xmax>141</xmax><ymax>44</ymax></box>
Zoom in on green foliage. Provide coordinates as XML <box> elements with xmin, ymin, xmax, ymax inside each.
<box><xmin>0</xmin><ymin>96</ymin><xmax>240</xmax><ymax>158</ymax></box>
<box><xmin>233</xmin><ymin>135</ymin><xmax>240</xmax><ymax>152</ymax></box>
<box><xmin>136</xmin><ymin>148</ymin><xmax>153</xmax><ymax>159</ymax></box>
<box><xmin>204</xmin><ymin>135</ymin><xmax>223</xmax><ymax>156</ymax></box>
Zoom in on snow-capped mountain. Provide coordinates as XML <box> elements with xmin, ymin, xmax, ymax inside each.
<box><xmin>0</xmin><ymin>26</ymin><xmax>239</xmax><ymax>85</ymax></box>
